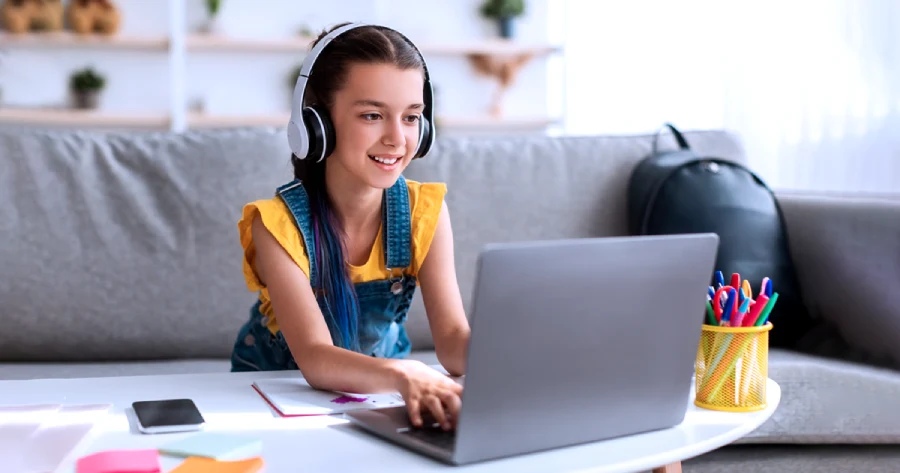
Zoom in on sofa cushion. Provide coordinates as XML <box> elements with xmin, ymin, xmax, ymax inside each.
<box><xmin>776</xmin><ymin>192</ymin><xmax>900</xmax><ymax>370</ymax></box>
<box><xmin>402</xmin><ymin>130</ymin><xmax>749</xmax><ymax>349</ymax></box>
<box><xmin>740</xmin><ymin>348</ymin><xmax>900</xmax><ymax>444</ymax></box>
<box><xmin>0</xmin><ymin>127</ymin><xmax>748</xmax><ymax>359</ymax></box>
<box><xmin>0</xmin><ymin>127</ymin><xmax>292</xmax><ymax>362</ymax></box>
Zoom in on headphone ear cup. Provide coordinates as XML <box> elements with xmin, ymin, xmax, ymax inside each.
<box><xmin>301</xmin><ymin>105</ymin><xmax>336</xmax><ymax>162</ymax></box>
<box><xmin>414</xmin><ymin>115</ymin><xmax>432</xmax><ymax>159</ymax></box>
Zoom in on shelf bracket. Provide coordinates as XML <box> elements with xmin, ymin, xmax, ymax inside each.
<box><xmin>465</xmin><ymin>52</ymin><xmax>536</xmax><ymax>117</ymax></box>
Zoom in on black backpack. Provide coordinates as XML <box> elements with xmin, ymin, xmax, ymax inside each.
<box><xmin>627</xmin><ymin>123</ymin><xmax>813</xmax><ymax>348</ymax></box>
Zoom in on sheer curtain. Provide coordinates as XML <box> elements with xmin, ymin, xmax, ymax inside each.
<box><xmin>557</xmin><ymin>0</ymin><xmax>900</xmax><ymax>193</ymax></box>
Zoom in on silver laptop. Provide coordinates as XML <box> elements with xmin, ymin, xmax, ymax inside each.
<box><xmin>344</xmin><ymin>233</ymin><xmax>719</xmax><ymax>465</ymax></box>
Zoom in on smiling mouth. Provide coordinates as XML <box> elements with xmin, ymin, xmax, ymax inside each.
<box><xmin>368</xmin><ymin>155</ymin><xmax>400</xmax><ymax>165</ymax></box>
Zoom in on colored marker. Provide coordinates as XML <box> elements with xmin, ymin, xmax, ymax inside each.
<box><xmin>732</xmin><ymin>297</ymin><xmax>751</xmax><ymax>327</ymax></box>
<box><xmin>742</xmin><ymin>280</ymin><xmax>752</xmax><ymax>299</ymax></box>
<box><xmin>730</xmin><ymin>272</ymin><xmax>741</xmax><ymax>291</ymax></box>
<box><xmin>706</xmin><ymin>299</ymin><xmax>717</xmax><ymax>326</ymax></box>
<box><xmin>755</xmin><ymin>292</ymin><xmax>779</xmax><ymax>326</ymax></box>
<box><xmin>743</xmin><ymin>293</ymin><xmax>769</xmax><ymax>326</ymax></box>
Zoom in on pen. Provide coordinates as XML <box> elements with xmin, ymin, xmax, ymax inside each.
<box><xmin>720</xmin><ymin>289</ymin><xmax>735</xmax><ymax>327</ymax></box>
<box><xmin>742</xmin><ymin>280</ymin><xmax>752</xmax><ymax>299</ymax></box>
<box><xmin>754</xmin><ymin>292</ymin><xmax>779</xmax><ymax>326</ymax></box>
<box><xmin>706</xmin><ymin>299</ymin><xmax>717</xmax><ymax>326</ymax></box>
<box><xmin>732</xmin><ymin>297</ymin><xmax>750</xmax><ymax>327</ymax></box>
<box><xmin>743</xmin><ymin>293</ymin><xmax>769</xmax><ymax>326</ymax></box>
<box><xmin>765</xmin><ymin>278</ymin><xmax>774</xmax><ymax>297</ymax></box>
<box><xmin>730</xmin><ymin>272</ymin><xmax>740</xmax><ymax>291</ymax></box>
<box><xmin>715</xmin><ymin>271</ymin><xmax>725</xmax><ymax>290</ymax></box>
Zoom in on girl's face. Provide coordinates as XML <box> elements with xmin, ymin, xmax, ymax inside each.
<box><xmin>328</xmin><ymin>62</ymin><xmax>426</xmax><ymax>191</ymax></box>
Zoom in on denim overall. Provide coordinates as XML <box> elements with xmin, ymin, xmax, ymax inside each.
<box><xmin>230</xmin><ymin>176</ymin><xmax>416</xmax><ymax>372</ymax></box>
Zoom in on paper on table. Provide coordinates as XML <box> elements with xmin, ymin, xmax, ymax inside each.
<box><xmin>22</xmin><ymin>404</ymin><xmax>112</xmax><ymax>473</ymax></box>
<box><xmin>75</xmin><ymin>449</ymin><xmax>161</xmax><ymax>473</ymax></box>
<box><xmin>168</xmin><ymin>456</ymin><xmax>264</xmax><ymax>473</ymax></box>
<box><xmin>159</xmin><ymin>432</ymin><xmax>262</xmax><ymax>460</ymax></box>
<box><xmin>251</xmin><ymin>378</ymin><xmax>404</xmax><ymax>417</ymax></box>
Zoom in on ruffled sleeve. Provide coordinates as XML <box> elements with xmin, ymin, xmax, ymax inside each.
<box><xmin>237</xmin><ymin>197</ymin><xmax>311</xmax><ymax>291</ymax></box>
<box><xmin>407</xmin><ymin>180</ymin><xmax>448</xmax><ymax>276</ymax></box>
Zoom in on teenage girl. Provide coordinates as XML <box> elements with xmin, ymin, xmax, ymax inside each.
<box><xmin>230</xmin><ymin>22</ymin><xmax>471</xmax><ymax>431</ymax></box>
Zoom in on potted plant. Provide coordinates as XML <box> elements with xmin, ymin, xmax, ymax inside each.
<box><xmin>479</xmin><ymin>0</ymin><xmax>525</xmax><ymax>39</ymax></box>
<box><xmin>201</xmin><ymin>0</ymin><xmax>222</xmax><ymax>34</ymax></box>
<box><xmin>69</xmin><ymin>67</ymin><xmax>105</xmax><ymax>109</ymax></box>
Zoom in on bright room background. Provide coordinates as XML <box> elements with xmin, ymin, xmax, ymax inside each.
<box><xmin>1</xmin><ymin>0</ymin><xmax>897</xmax><ymax>194</ymax></box>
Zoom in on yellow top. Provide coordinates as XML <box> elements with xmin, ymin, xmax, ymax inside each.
<box><xmin>238</xmin><ymin>179</ymin><xmax>447</xmax><ymax>334</ymax></box>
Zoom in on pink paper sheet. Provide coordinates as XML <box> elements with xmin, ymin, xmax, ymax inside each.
<box><xmin>75</xmin><ymin>449</ymin><xmax>161</xmax><ymax>473</ymax></box>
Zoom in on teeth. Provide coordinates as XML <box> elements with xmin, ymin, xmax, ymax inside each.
<box><xmin>369</xmin><ymin>155</ymin><xmax>398</xmax><ymax>164</ymax></box>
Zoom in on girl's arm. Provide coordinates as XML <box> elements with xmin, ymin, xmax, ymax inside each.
<box><xmin>417</xmin><ymin>200</ymin><xmax>471</xmax><ymax>377</ymax></box>
<box><xmin>250</xmin><ymin>214</ymin><xmax>404</xmax><ymax>393</ymax></box>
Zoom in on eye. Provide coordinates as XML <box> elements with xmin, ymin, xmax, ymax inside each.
<box><xmin>361</xmin><ymin>113</ymin><xmax>381</xmax><ymax>121</ymax></box>
<box><xmin>405</xmin><ymin>115</ymin><xmax>421</xmax><ymax>123</ymax></box>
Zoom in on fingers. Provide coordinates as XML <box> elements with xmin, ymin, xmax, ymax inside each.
<box><xmin>406</xmin><ymin>397</ymin><xmax>422</xmax><ymax>427</ymax></box>
<box><xmin>438</xmin><ymin>389</ymin><xmax>462</xmax><ymax>427</ymax></box>
<box><xmin>423</xmin><ymin>394</ymin><xmax>450</xmax><ymax>430</ymax></box>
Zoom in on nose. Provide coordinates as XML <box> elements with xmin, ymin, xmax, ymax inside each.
<box><xmin>381</xmin><ymin>116</ymin><xmax>406</xmax><ymax>149</ymax></box>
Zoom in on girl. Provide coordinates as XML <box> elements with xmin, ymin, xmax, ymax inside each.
<box><xmin>230</xmin><ymin>22</ymin><xmax>470</xmax><ymax>431</ymax></box>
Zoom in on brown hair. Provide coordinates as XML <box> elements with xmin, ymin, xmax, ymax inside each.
<box><xmin>291</xmin><ymin>23</ymin><xmax>425</xmax><ymax>352</ymax></box>
<box><xmin>302</xmin><ymin>22</ymin><xmax>425</xmax><ymax>111</ymax></box>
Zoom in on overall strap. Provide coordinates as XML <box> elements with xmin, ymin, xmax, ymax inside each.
<box><xmin>276</xmin><ymin>180</ymin><xmax>319</xmax><ymax>288</ymax></box>
<box><xmin>382</xmin><ymin>175</ymin><xmax>412</xmax><ymax>270</ymax></box>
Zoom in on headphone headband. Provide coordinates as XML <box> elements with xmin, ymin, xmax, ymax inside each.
<box><xmin>287</xmin><ymin>23</ymin><xmax>435</xmax><ymax>162</ymax></box>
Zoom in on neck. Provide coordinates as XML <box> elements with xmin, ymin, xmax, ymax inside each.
<box><xmin>324</xmin><ymin>162</ymin><xmax>383</xmax><ymax>235</ymax></box>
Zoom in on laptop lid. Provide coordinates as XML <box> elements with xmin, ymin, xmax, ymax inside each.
<box><xmin>451</xmin><ymin>233</ymin><xmax>719</xmax><ymax>464</ymax></box>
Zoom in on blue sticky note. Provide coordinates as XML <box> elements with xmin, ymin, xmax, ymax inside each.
<box><xmin>158</xmin><ymin>432</ymin><xmax>262</xmax><ymax>460</ymax></box>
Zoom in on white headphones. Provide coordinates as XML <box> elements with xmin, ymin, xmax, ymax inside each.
<box><xmin>286</xmin><ymin>22</ymin><xmax>436</xmax><ymax>163</ymax></box>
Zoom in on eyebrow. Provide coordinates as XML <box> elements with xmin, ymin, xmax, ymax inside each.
<box><xmin>353</xmin><ymin>99</ymin><xmax>423</xmax><ymax>110</ymax></box>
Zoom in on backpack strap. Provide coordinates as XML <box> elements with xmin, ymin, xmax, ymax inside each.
<box><xmin>652</xmin><ymin>123</ymin><xmax>691</xmax><ymax>155</ymax></box>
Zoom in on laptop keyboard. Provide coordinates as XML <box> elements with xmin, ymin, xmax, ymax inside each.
<box><xmin>398</xmin><ymin>424</ymin><xmax>457</xmax><ymax>450</ymax></box>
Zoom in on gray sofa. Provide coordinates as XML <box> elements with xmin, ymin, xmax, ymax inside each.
<box><xmin>2</xmin><ymin>126</ymin><xmax>899</xmax><ymax>472</ymax></box>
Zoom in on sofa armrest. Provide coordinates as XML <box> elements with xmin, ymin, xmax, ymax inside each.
<box><xmin>775</xmin><ymin>191</ymin><xmax>900</xmax><ymax>367</ymax></box>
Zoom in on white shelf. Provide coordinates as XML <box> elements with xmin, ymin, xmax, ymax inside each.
<box><xmin>0</xmin><ymin>29</ymin><xmax>560</xmax><ymax>57</ymax></box>
<box><xmin>185</xmin><ymin>34</ymin><xmax>313</xmax><ymax>52</ymax></box>
<box><xmin>184</xmin><ymin>34</ymin><xmax>560</xmax><ymax>56</ymax></box>
<box><xmin>0</xmin><ymin>108</ymin><xmax>170</xmax><ymax>128</ymax></box>
<box><xmin>0</xmin><ymin>32</ymin><xmax>169</xmax><ymax>50</ymax></box>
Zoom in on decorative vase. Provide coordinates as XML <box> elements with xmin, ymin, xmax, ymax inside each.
<box><xmin>498</xmin><ymin>16</ymin><xmax>514</xmax><ymax>39</ymax></box>
<box><xmin>72</xmin><ymin>90</ymin><xmax>100</xmax><ymax>109</ymax></box>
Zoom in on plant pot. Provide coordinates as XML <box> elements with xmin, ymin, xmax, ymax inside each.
<box><xmin>498</xmin><ymin>16</ymin><xmax>515</xmax><ymax>39</ymax></box>
<box><xmin>72</xmin><ymin>90</ymin><xmax>100</xmax><ymax>110</ymax></box>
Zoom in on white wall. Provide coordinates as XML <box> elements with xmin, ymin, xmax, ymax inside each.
<box><xmin>0</xmin><ymin>0</ymin><xmax>556</xmax><ymax>131</ymax></box>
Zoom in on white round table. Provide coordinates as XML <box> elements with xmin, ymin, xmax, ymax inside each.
<box><xmin>0</xmin><ymin>371</ymin><xmax>779</xmax><ymax>473</ymax></box>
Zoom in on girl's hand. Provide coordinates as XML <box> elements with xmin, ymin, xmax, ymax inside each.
<box><xmin>391</xmin><ymin>360</ymin><xmax>463</xmax><ymax>431</ymax></box>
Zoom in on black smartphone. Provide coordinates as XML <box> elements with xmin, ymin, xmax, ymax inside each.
<box><xmin>131</xmin><ymin>398</ymin><xmax>205</xmax><ymax>434</ymax></box>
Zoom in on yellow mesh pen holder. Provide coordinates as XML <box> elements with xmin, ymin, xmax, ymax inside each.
<box><xmin>694</xmin><ymin>322</ymin><xmax>772</xmax><ymax>412</ymax></box>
